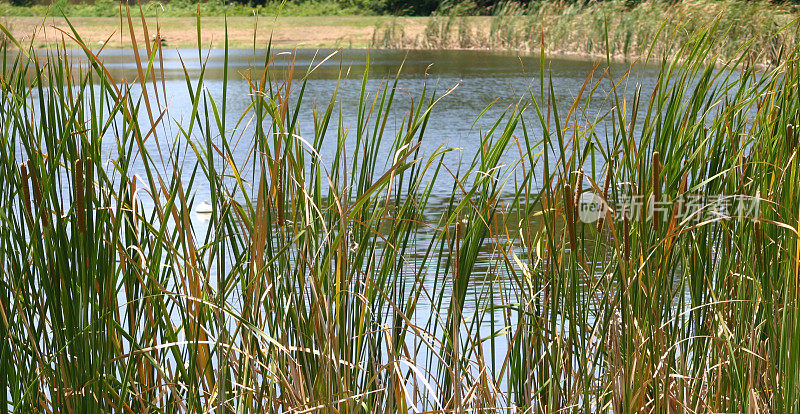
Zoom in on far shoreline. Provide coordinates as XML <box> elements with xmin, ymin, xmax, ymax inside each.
<box><xmin>0</xmin><ymin>16</ymin><xmax>639</xmax><ymax>62</ymax></box>
<box><xmin>1</xmin><ymin>7</ymin><xmax>795</xmax><ymax>68</ymax></box>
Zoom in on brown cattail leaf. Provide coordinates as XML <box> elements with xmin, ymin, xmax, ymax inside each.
<box><xmin>788</xmin><ymin>124</ymin><xmax>796</xmax><ymax>154</ymax></box>
<box><xmin>131</xmin><ymin>174</ymin><xmax>139</xmax><ymax>234</ymax></box>
<box><xmin>564</xmin><ymin>184</ymin><xmax>578</xmax><ymax>255</ymax></box>
<box><xmin>623</xmin><ymin>216</ymin><xmax>631</xmax><ymax>262</ymax></box>
<box><xmin>75</xmin><ymin>159</ymin><xmax>86</xmax><ymax>233</ymax></box>
<box><xmin>276</xmin><ymin>157</ymin><xmax>284</xmax><ymax>226</ymax></box>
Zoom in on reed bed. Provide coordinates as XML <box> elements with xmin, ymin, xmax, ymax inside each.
<box><xmin>375</xmin><ymin>0</ymin><xmax>800</xmax><ymax>65</ymax></box>
<box><xmin>1</xmin><ymin>10</ymin><xmax>800</xmax><ymax>413</ymax></box>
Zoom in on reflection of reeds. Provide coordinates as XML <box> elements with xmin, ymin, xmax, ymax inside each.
<box><xmin>1</xmin><ymin>7</ymin><xmax>800</xmax><ymax>413</ymax></box>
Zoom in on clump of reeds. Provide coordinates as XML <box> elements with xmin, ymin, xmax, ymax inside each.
<box><xmin>1</xmin><ymin>7</ymin><xmax>800</xmax><ymax>413</ymax></box>
<box><xmin>375</xmin><ymin>0</ymin><xmax>800</xmax><ymax>65</ymax></box>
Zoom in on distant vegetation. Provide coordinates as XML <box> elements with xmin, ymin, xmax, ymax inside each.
<box><xmin>1</xmin><ymin>0</ymin><xmax>799</xmax><ymax>16</ymax></box>
<box><xmin>0</xmin><ymin>0</ymin><xmax>368</xmax><ymax>17</ymax></box>
<box><xmin>373</xmin><ymin>0</ymin><xmax>799</xmax><ymax>64</ymax></box>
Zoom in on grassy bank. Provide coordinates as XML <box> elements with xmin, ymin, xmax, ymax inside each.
<box><xmin>2</xmin><ymin>11</ymin><xmax>800</xmax><ymax>413</ymax></box>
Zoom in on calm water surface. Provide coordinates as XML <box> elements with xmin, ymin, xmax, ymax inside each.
<box><xmin>84</xmin><ymin>48</ymin><xmax>661</xmax><ymax>198</ymax></box>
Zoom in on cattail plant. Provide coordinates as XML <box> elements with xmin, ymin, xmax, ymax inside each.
<box><xmin>19</xmin><ymin>163</ymin><xmax>32</xmax><ymax>226</ymax></box>
<box><xmin>573</xmin><ymin>169</ymin><xmax>583</xmax><ymax>208</ymax></box>
<box><xmin>74</xmin><ymin>159</ymin><xmax>85</xmax><ymax>233</ymax></box>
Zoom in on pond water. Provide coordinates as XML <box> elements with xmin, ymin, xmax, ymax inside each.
<box><xmin>86</xmin><ymin>48</ymin><xmax>662</xmax><ymax>200</ymax></box>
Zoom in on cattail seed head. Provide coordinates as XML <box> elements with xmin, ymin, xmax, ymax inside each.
<box><xmin>679</xmin><ymin>170</ymin><xmax>688</xmax><ymax>195</ymax></box>
<box><xmin>75</xmin><ymin>159</ymin><xmax>86</xmax><ymax>233</ymax></box>
<box><xmin>30</xmin><ymin>166</ymin><xmax>49</xmax><ymax>229</ymax></box>
<box><xmin>564</xmin><ymin>184</ymin><xmax>574</xmax><ymax>224</ymax></box>
<box><xmin>573</xmin><ymin>170</ymin><xmax>584</xmax><ymax>209</ymax></box>
<box><xmin>20</xmin><ymin>163</ymin><xmax>32</xmax><ymax>224</ymax></box>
